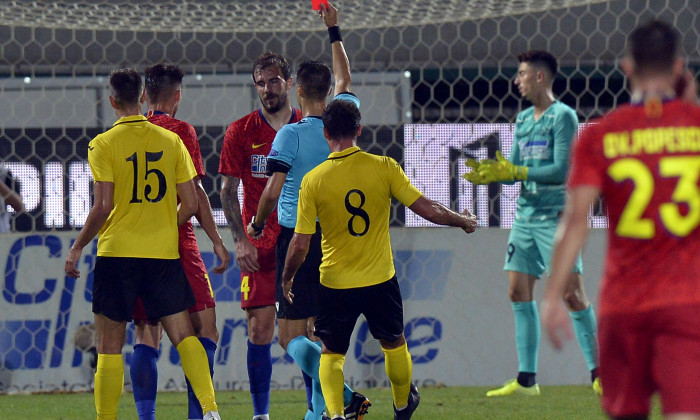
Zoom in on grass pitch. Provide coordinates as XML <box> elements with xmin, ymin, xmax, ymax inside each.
<box><xmin>0</xmin><ymin>385</ymin><xmax>662</xmax><ymax>419</ymax></box>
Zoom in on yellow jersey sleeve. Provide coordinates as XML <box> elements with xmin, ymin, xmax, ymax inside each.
<box><xmin>387</xmin><ymin>158</ymin><xmax>422</xmax><ymax>206</ymax></box>
<box><xmin>176</xmin><ymin>136</ymin><xmax>197</xmax><ymax>184</ymax></box>
<box><xmin>295</xmin><ymin>175</ymin><xmax>318</xmax><ymax>234</ymax></box>
<box><xmin>88</xmin><ymin>134</ymin><xmax>114</xmax><ymax>183</ymax></box>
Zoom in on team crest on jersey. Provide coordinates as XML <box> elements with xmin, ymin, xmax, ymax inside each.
<box><xmin>251</xmin><ymin>154</ymin><xmax>268</xmax><ymax>178</ymax></box>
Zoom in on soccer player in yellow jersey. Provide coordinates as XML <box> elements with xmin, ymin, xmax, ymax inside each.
<box><xmin>63</xmin><ymin>68</ymin><xmax>221</xmax><ymax>420</ymax></box>
<box><xmin>280</xmin><ymin>100</ymin><xmax>478</xmax><ymax>420</ymax></box>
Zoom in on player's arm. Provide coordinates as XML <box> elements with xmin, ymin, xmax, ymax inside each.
<box><xmin>280</xmin><ymin>232</ymin><xmax>312</xmax><ymax>304</ymax></box>
<box><xmin>541</xmin><ymin>185</ymin><xmax>600</xmax><ymax>349</ymax></box>
<box><xmin>176</xmin><ymin>178</ymin><xmax>198</xmax><ymax>226</ymax></box>
<box><xmin>0</xmin><ymin>175</ymin><xmax>23</xmax><ymax>213</ymax></box>
<box><xmin>65</xmin><ymin>180</ymin><xmax>114</xmax><ymax>279</ymax></box>
<box><xmin>248</xmin><ymin>172</ymin><xmax>286</xmax><ymax>239</ymax></box>
<box><xmin>220</xmin><ymin>175</ymin><xmax>260</xmax><ymax>273</ymax></box>
<box><xmin>193</xmin><ymin>177</ymin><xmax>230</xmax><ymax>274</ymax></box>
<box><xmin>321</xmin><ymin>2</ymin><xmax>351</xmax><ymax>95</ymax></box>
<box><xmin>408</xmin><ymin>195</ymin><xmax>477</xmax><ymax>234</ymax></box>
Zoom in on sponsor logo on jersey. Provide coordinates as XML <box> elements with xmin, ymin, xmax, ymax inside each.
<box><xmin>251</xmin><ymin>154</ymin><xmax>268</xmax><ymax>178</ymax></box>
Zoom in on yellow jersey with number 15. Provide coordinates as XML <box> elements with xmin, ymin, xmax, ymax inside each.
<box><xmin>296</xmin><ymin>146</ymin><xmax>422</xmax><ymax>289</ymax></box>
<box><xmin>88</xmin><ymin>115</ymin><xmax>197</xmax><ymax>259</ymax></box>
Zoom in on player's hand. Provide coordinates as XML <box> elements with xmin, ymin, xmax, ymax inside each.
<box><xmin>477</xmin><ymin>151</ymin><xmax>528</xmax><ymax>182</ymax></box>
<box><xmin>462</xmin><ymin>158</ymin><xmax>495</xmax><ymax>185</ymax></box>
<box><xmin>246</xmin><ymin>221</ymin><xmax>263</xmax><ymax>240</ymax></box>
<box><xmin>462</xmin><ymin>170</ymin><xmax>491</xmax><ymax>185</ymax></box>
<box><xmin>211</xmin><ymin>241</ymin><xmax>231</xmax><ymax>275</ymax></box>
<box><xmin>234</xmin><ymin>238</ymin><xmax>260</xmax><ymax>273</ymax></box>
<box><xmin>64</xmin><ymin>247</ymin><xmax>83</xmax><ymax>279</ymax></box>
<box><xmin>540</xmin><ymin>295</ymin><xmax>574</xmax><ymax>350</ymax></box>
<box><xmin>320</xmin><ymin>2</ymin><xmax>338</xmax><ymax>27</ymax></box>
<box><xmin>282</xmin><ymin>278</ymin><xmax>294</xmax><ymax>304</ymax></box>
<box><xmin>461</xmin><ymin>209</ymin><xmax>478</xmax><ymax>234</ymax></box>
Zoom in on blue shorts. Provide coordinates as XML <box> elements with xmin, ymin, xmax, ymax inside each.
<box><xmin>503</xmin><ymin>222</ymin><xmax>583</xmax><ymax>278</ymax></box>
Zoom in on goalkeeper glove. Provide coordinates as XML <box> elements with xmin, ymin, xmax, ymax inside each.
<box><xmin>476</xmin><ymin>151</ymin><xmax>528</xmax><ymax>182</ymax></box>
<box><xmin>461</xmin><ymin>158</ymin><xmax>492</xmax><ymax>185</ymax></box>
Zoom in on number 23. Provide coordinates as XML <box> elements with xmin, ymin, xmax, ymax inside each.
<box><xmin>609</xmin><ymin>156</ymin><xmax>699</xmax><ymax>238</ymax></box>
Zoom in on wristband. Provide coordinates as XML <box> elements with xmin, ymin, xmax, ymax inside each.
<box><xmin>251</xmin><ymin>215</ymin><xmax>265</xmax><ymax>233</ymax></box>
<box><xmin>328</xmin><ymin>26</ymin><xmax>342</xmax><ymax>44</ymax></box>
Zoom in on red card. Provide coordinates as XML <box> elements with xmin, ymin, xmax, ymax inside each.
<box><xmin>312</xmin><ymin>0</ymin><xmax>329</xmax><ymax>10</ymax></box>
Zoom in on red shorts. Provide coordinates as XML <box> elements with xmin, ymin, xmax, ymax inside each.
<box><xmin>240</xmin><ymin>246</ymin><xmax>276</xmax><ymax>309</ymax></box>
<box><xmin>133</xmin><ymin>247</ymin><xmax>215</xmax><ymax>323</ymax></box>
<box><xmin>599</xmin><ymin>304</ymin><xmax>700</xmax><ymax>418</ymax></box>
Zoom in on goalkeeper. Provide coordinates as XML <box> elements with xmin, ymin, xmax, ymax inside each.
<box><xmin>463</xmin><ymin>50</ymin><xmax>600</xmax><ymax>397</ymax></box>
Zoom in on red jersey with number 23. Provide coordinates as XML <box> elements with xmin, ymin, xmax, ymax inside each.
<box><xmin>218</xmin><ymin>109</ymin><xmax>302</xmax><ymax>250</ymax></box>
<box><xmin>570</xmin><ymin>99</ymin><xmax>700</xmax><ymax>317</ymax></box>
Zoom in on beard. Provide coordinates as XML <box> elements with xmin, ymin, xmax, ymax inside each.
<box><xmin>261</xmin><ymin>92</ymin><xmax>287</xmax><ymax>114</ymax></box>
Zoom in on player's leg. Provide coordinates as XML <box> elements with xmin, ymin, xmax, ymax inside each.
<box><xmin>487</xmin><ymin>224</ymin><xmax>542</xmax><ymax>397</ymax></box>
<box><xmin>246</xmin><ymin>304</ymin><xmax>276</xmax><ymax>420</ymax></box>
<box><xmin>536</xmin><ymin>224</ymin><xmax>600</xmax><ymax>390</ymax></box>
<box><xmin>161</xmin><ymin>310</ymin><xmax>219</xmax><ymax>416</ymax></box>
<box><xmin>280</xmin><ymin>318</ymin><xmax>325</xmax><ymax>420</ymax></box>
<box><xmin>142</xmin><ymin>258</ymin><xmax>219</xmax><ymax>418</ymax></box>
<box><xmin>188</xmin><ymin>306</ymin><xmax>218</xmax><ymax>420</ymax></box>
<box><xmin>276</xmin><ymin>225</ymin><xmax>323</xmax><ymax>420</ymax></box>
<box><xmin>94</xmin><ymin>313</ymin><xmax>128</xmax><ymax>420</ymax></box>
<box><xmin>130</xmin><ymin>309</ymin><xmax>162</xmax><ymax>420</ymax></box>
<box><xmin>91</xmin><ymin>256</ymin><xmax>138</xmax><ymax>420</ymax></box>
<box><xmin>315</xmin><ymin>283</ymin><xmax>363</xmax><ymax>419</ymax></box>
<box><xmin>184</xmin><ymin>251</ymin><xmax>219</xmax><ymax>420</ymax></box>
<box><xmin>563</xmin><ymin>272</ymin><xmax>600</xmax><ymax>388</ymax></box>
<box><xmin>361</xmin><ymin>276</ymin><xmax>418</xmax><ymax>419</ymax></box>
<box><xmin>241</xmin><ymin>242</ymin><xmax>278</xmax><ymax>420</ymax></box>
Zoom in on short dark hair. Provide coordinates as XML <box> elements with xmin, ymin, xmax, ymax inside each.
<box><xmin>297</xmin><ymin>61</ymin><xmax>331</xmax><ymax>102</ymax></box>
<box><xmin>517</xmin><ymin>50</ymin><xmax>558</xmax><ymax>80</ymax></box>
<box><xmin>252</xmin><ymin>52</ymin><xmax>292</xmax><ymax>81</ymax></box>
<box><xmin>144</xmin><ymin>63</ymin><xmax>184</xmax><ymax>103</ymax></box>
<box><xmin>322</xmin><ymin>99</ymin><xmax>361</xmax><ymax>140</ymax></box>
<box><xmin>628</xmin><ymin>20</ymin><xmax>679</xmax><ymax>75</ymax></box>
<box><xmin>109</xmin><ymin>68</ymin><xmax>143</xmax><ymax>108</ymax></box>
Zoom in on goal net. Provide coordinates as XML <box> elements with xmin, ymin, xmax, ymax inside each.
<box><xmin>0</xmin><ymin>0</ymin><xmax>696</xmax><ymax>393</ymax></box>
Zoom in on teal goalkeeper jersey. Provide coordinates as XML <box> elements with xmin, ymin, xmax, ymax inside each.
<box><xmin>510</xmin><ymin>100</ymin><xmax>578</xmax><ymax>225</ymax></box>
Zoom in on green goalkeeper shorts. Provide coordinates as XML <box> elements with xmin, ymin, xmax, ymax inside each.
<box><xmin>503</xmin><ymin>222</ymin><xmax>583</xmax><ymax>278</ymax></box>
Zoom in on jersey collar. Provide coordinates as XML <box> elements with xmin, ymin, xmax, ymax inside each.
<box><xmin>328</xmin><ymin>146</ymin><xmax>361</xmax><ymax>160</ymax></box>
<box><xmin>113</xmin><ymin>115</ymin><xmax>148</xmax><ymax>127</ymax></box>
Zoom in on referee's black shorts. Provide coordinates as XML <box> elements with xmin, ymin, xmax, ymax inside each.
<box><xmin>275</xmin><ymin>223</ymin><xmax>322</xmax><ymax>320</ymax></box>
<box><xmin>92</xmin><ymin>256</ymin><xmax>195</xmax><ymax>322</ymax></box>
<box><xmin>314</xmin><ymin>276</ymin><xmax>404</xmax><ymax>355</ymax></box>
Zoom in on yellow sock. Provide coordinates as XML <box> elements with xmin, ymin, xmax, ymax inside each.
<box><xmin>383</xmin><ymin>343</ymin><xmax>413</xmax><ymax>409</ymax></box>
<box><xmin>177</xmin><ymin>336</ymin><xmax>218</xmax><ymax>413</ymax></box>
<box><xmin>319</xmin><ymin>353</ymin><xmax>346</xmax><ymax>418</ymax></box>
<box><xmin>94</xmin><ymin>353</ymin><xmax>124</xmax><ymax>420</ymax></box>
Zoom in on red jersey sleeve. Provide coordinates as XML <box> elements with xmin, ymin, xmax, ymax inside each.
<box><xmin>219</xmin><ymin>121</ymin><xmax>246</xmax><ymax>179</ymax></box>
